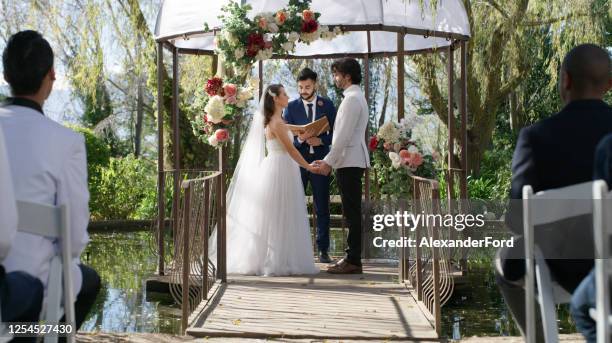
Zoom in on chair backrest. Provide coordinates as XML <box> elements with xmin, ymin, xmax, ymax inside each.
<box><xmin>593</xmin><ymin>180</ymin><xmax>612</xmax><ymax>343</ymax></box>
<box><xmin>523</xmin><ymin>181</ymin><xmax>596</xmax><ymax>343</ymax></box>
<box><xmin>16</xmin><ymin>200</ymin><xmax>75</xmax><ymax>343</ymax></box>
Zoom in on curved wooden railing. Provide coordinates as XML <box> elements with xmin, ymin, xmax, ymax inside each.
<box><xmin>168</xmin><ymin>171</ymin><xmax>226</xmax><ymax>333</ymax></box>
<box><xmin>399</xmin><ymin>173</ymin><xmax>455</xmax><ymax>336</ymax></box>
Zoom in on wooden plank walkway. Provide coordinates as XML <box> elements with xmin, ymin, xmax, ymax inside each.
<box><xmin>186</xmin><ymin>262</ymin><xmax>440</xmax><ymax>341</ymax></box>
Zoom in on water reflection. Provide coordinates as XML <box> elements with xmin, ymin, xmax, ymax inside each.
<box><xmin>80</xmin><ymin>232</ymin><xmax>182</xmax><ymax>334</ymax></box>
<box><xmin>79</xmin><ymin>231</ymin><xmax>577</xmax><ymax>338</ymax></box>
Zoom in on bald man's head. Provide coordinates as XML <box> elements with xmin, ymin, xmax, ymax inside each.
<box><xmin>559</xmin><ymin>44</ymin><xmax>611</xmax><ymax>103</ymax></box>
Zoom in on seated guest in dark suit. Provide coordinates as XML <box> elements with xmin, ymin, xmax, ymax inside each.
<box><xmin>0</xmin><ymin>125</ymin><xmax>43</xmax><ymax>343</ymax></box>
<box><xmin>496</xmin><ymin>43</ymin><xmax>612</xmax><ymax>341</ymax></box>
<box><xmin>570</xmin><ymin>133</ymin><xmax>612</xmax><ymax>343</ymax></box>
<box><xmin>283</xmin><ymin>68</ymin><xmax>336</xmax><ymax>263</ymax></box>
<box><xmin>0</xmin><ymin>30</ymin><xmax>100</xmax><ymax>332</ymax></box>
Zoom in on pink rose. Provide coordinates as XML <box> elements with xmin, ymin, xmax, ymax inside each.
<box><xmin>224</xmin><ymin>84</ymin><xmax>237</xmax><ymax>97</ymax></box>
<box><xmin>399</xmin><ymin>149</ymin><xmax>410</xmax><ymax>160</ymax></box>
<box><xmin>258</xmin><ymin>17</ymin><xmax>268</xmax><ymax>29</ymax></box>
<box><xmin>383</xmin><ymin>142</ymin><xmax>392</xmax><ymax>151</ymax></box>
<box><xmin>225</xmin><ymin>95</ymin><xmax>237</xmax><ymax>105</ymax></box>
<box><xmin>407</xmin><ymin>152</ymin><xmax>424</xmax><ymax>168</ymax></box>
<box><xmin>302</xmin><ymin>10</ymin><xmax>314</xmax><ymax>21</ymax></box>
<box><xmin>215</xmin><ymin>129</ymin><xmax>229</xmax><ymax>142</ymax></box>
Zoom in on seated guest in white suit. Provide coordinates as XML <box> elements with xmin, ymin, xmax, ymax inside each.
<box><xmin>0</xmin><ymin>30</ymin><xmax>100</xmax><ymax>330</ymax></box>
<box><xmin>0</xmin><ymin>124</ymin><xmax>44</xmax><ymax>338</ymax></box>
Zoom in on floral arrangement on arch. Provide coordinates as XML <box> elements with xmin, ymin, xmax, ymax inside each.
<box><xmin>210</xmin><ymin>0</ymin><xmax>342</xmax><ymax>73</ymax></box>
<box><xmin>191</xmin><ymin>76</ymin><xmax>258</xmax><ymax>147</ymax></box>
<box><xmin>369</xmin><ymin>118</ymin><xmax>438</xmax><ymax>175</ymax></box>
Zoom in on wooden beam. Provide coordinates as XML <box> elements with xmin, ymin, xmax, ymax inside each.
<box><xmin>156</xmin><ymin>42</ymin><xmax>166</xmax><ymax>276</ymax></box>
<box><xmin>397</xmin><ymin>32</ymin><xmax>405</xmax><ymax>120</ymax></box>
<box><xmin>259</xmin><ymin>60</ymin><xmax>264</xmax><ymax>100</ymax></box>
<box><xmin>157</xmin><ymin>24</ymin><xmax>470</xmax><ymax>45</ymax></box>
<box><xmin>446</xmin><ymin>45</ymin><xmax>455</xmax><ymax>203</ymax></box>
<box><xmin>172</xmin><ymin>47</ymin><xmax>181</xmax><ymax>251</ymax></box>
<box><xmin>460</xmin><ymin>40</ymin><xmax>468</xmax><ymax>200</ymax></box>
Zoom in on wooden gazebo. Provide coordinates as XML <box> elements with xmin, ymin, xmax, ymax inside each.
<box><xmin>154</xmin><ymin>0</ymin><xmax>470</xmax><ymax>334</ymax></box>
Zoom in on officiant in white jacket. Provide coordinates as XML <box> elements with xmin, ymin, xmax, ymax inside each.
<box><xmin>313</xmin><ymin>58</ymin><xmax>370</xmax><ymax>274</ymax></box>
<box><xmin>0</xmin><ymin>30</ymin><xmax>100</xmax><ymax>331</ymax></box>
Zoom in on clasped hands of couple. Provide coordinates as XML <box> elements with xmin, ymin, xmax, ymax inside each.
<box><xmin>298</xmin><ymin>128</ymin><xmax>331</xmax><ymax>176</ymax></box>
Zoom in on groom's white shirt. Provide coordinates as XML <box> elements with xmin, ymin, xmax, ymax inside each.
<box><xmin>323</xmin><ymin>84</ymin><xmax>370</xmax><ymax>169</ymax></box>
<box><xmin>0</xmin><ymin>104</ymin><xmax>89</xmax><ymax>294</ymax></box>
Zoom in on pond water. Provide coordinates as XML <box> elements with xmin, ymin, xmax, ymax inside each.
<box><xmin>79</xmin><ymin>231</ymin><xmax>578</xmax><ymax>339</ymax></box>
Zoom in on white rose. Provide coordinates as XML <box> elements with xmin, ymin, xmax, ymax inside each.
<box><xmin>236</xmin><ymin>100</ymin><xmax>247</xmax><ymax>108</ymax></box>
<box><xmin>205</xmin><ymin>95</ymin><xmax>226</xmax><ymax>123</ymax></box>
<box><xmin>234</xmin><ymin>48</ymin><xmax>245</xmax><ymax>59</ymax></box>
<box><xmin>282</xmin><ymin>42</ymin><xmax>294</xmax><ymax>52</ymax></box>
<box><xmin>255</xmin><ymin>49</ymin><xmax>265</xmax><ymax>61</ymax></box>
<box><xmin>333</xmin><ymin>26</ymin><xmax>342</xmax><ymax>35</ymax></box>
<box><xmin>208</xmin><ymin>135</ymin><xmax>219</xmax><ymax>147</ymax></box>
<box><xmin>288</xmin><ymin>32</ymin><xmax>300</xmax><ymax>42</ymax></box>
<box><xmin>388</xmin><ymin>152</ymin><xmax>401</xmax><ymax>169</ymax></box>
<box><xmin>267</xmin><ymin>23</ymin><xmax>279</xmax><ymax>33</ymax></box>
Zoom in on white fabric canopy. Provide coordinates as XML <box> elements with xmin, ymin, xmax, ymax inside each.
<box><xmin>154</xmin><ymin>0</ymin><xmax>470</xmax><ymax>56</ymax></box>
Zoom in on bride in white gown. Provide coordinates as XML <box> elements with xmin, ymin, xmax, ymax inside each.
<box><xmin>216</xmin><ymin>84</ymin><xmax>320</xmax><ymax>276</ymax></box>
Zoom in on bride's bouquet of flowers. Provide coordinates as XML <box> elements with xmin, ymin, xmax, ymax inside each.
<box><xmin>191</xmin><ymin>76</ymin><xmax>257</xmax><ymax>147</ymax></box>
<box><xmin>211</xmin><ymin>0</ymin><xmax>343</xmax><ymax>73</ymax></box>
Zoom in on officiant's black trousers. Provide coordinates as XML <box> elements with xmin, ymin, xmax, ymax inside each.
<box><xmin>336</xmin><ymin>167</ymin><xmax>364</xmax><ymax>267</ymax></box>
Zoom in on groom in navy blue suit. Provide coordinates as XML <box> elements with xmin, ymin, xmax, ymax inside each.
<box><xmin>283</xmin><ymin>68</ymin><xmax>336</xmax><ymax>263</ymax></box>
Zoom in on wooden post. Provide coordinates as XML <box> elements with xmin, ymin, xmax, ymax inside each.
<box><xmin>217</xmin><ymin>147</ymin><xmax>227</xmax><ymax>283</ymax></box>
<box><xmin>172</xmin><ymin>47</ymin><xmax>181</xmax><ymax>253</ymax></box>
<box><xmin>459</xmin><ymin>41</ymin><xmax>469</xmax><ymax>273</ymax></box>
<box><xmin>363</xmin><ymin>39</ymin><xmax>370</xmax><ymax>259</ymax></box>
<box><xmin>431</xmin><ymin>185</ymin><xmax>442</xmax><ymax>336</ymax></box>
<box><xmin>202</xmin><ymin>179</ymin><xmax>210</xmax><ymax>298</ymax></box>
<box><xmin>415</xmin><ymin>182</ymin><xmax>423</xmax><ymax>301</ymax></box>
<box><xmin>460</xmin><ymin>41</ymin><xmax>468</xmax><ymax>200</ymax></box>
<box><xmin>259</xmin><ymin>60</ymin><xmax>264</xmax><ymax>99</ymax></box>
<box><xmin>446</xmin><ymin>45</ymin><xmax>455</xmax><ymax>206</ymax></box>
<box><xmin>397</xmin><ymin>32</ymin><xmax>405</xmax><ymax>121</ymax></box>
<box><xmin>156</xmin><ymin>42</ymin><xmax>166</xmax><ymax>276</ymax></box>
<box><xmin>212</xmin><ymin>55</ymin><xmax>218</xmax><ymax>76</ymax></box>
<box><xmin>181</xmin><ymin>184</ymin><xmax>191</xmax><ymax>333</ymax></box>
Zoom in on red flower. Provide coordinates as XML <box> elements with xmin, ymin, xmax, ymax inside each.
<box><xmin>215</xmin><ymin>129</ymin><xmax>229</xmax><ymax>142</ymax></box>
<box><xmin>301</xmin><ymin>19</ymin><xmax>318</xmax><ymax>33</ymax></box>
<box><xmin>246</xmin><ymin>44</ymin><xmax>259</xmax><ymax>57</ymax></box>
<box><xmin>205</xmin><ymin>77</ymin><xmax>223</xmax><ymax>96</ymax></box>
<box><xmin>246</xmin><ymin>33</ymin><xmax>266</xmax><ymax>57</ymax></box>
<box><xmin>247</xmin><ymin>33</ymin><xmax>265</xmax><ymax>47</ymax></box>
<box><xmin>368</xmin><ymin>136</ymin><xmax>378</xmax><ymax>151</ymax></box>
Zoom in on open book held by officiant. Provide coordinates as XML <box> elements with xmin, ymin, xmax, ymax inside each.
<box><xmin>286</xmin><ymin>116</ymin><xmax>330</xmax><ymax>136</ymax></box>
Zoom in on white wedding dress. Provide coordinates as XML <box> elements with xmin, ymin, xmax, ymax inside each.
<box><xmin>210</xmin><ymin>105</ymin><xmax>319</xmax><ymax>276</ymax></box>
<box><xmin>225</xmin><ymin>130</ymin><xmax>319</xmax><ymax>276</ymax></box>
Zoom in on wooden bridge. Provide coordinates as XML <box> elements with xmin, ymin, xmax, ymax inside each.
<box><xmin>186</xmin><ymin>262</ymin><xmax>439</xmax><ymax>341</ymax></box>
<box><xmin>149</xmin><ymin>161</ymin><xmax>465</xmax><ymax>341</ymax></box>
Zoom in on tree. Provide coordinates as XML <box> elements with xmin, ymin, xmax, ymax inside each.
<box><xmin>412</xmin><ymin>0</ymin><xmax>608</xmax><ymax>175</ymax></box>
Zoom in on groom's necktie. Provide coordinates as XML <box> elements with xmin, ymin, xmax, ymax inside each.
<box><xmin>307</xmin><ymin>103</ymin><xmax>314</xmax><ymax>122</ymax></box>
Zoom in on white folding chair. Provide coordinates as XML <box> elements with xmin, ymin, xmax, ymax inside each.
<box><xmin>16</xmin><ymin>201</ymin><xmax>75</xmax><ymax>343</ymax></box>
<box><xmin>523</xmin><ymin>182</ymin><xmax>595</xmax><ymax>343</ymax></box>
<box><xmin>594</xmin><ymin>180</ymin><xmax>612</xmax><ymax>343</ymax></box>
